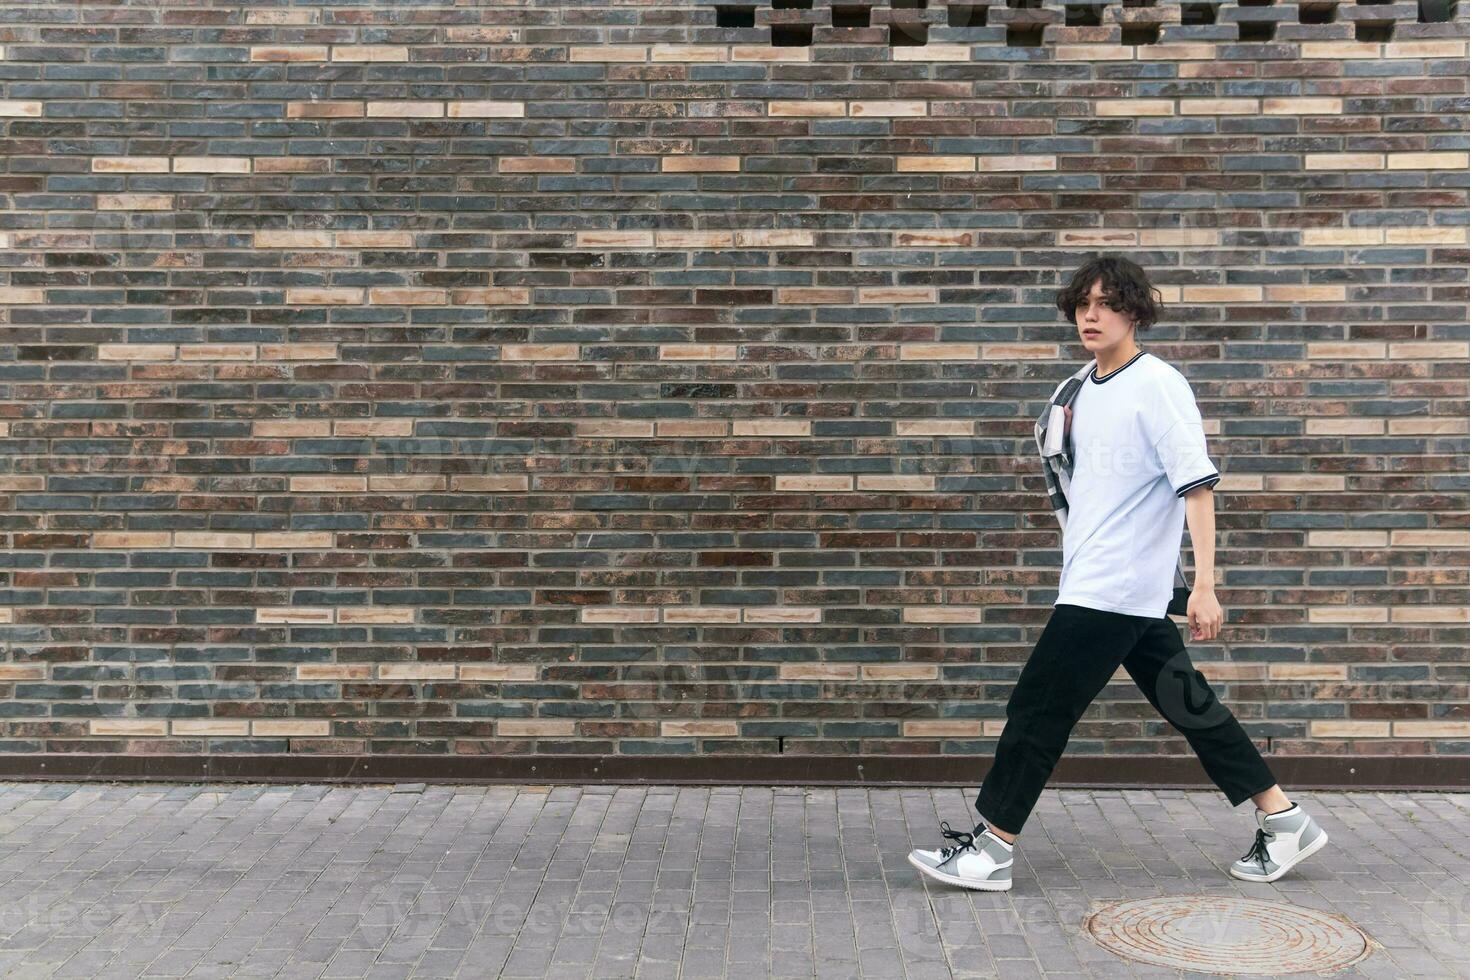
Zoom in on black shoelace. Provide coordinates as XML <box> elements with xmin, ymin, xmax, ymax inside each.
<box><xmin>1241</xmin><ymin>828</ymin><xmax>1272</xmax><ymax>870</ymax></box>
<box><xmin>937</xmin><ymin>820</ymin><xmax>979</xmax><ymax>866</ymax></box>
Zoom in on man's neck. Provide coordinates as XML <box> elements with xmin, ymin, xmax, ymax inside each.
<box><xmin>1094</xmin><ymin>339</ymin><xmax>1141</xmax><ymax>377</ymax></box>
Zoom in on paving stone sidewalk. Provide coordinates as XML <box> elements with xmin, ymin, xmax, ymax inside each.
<box><xmin>0</xmin><ymin>782</ymin><xmax>1465</xmax><ymax>979</ymax></box>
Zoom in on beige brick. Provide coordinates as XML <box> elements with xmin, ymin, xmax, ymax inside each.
<box><xmin>0</xmin><ymin>664</ymin><xmax>45</xmax><ymax>680</ymax></box>
<box><xmin>732</xmin><ymin>420</ymin><xmax>809</xmax><ymax>436</ymax></box>
<box><xmin>373</xmin><ymin>664</ymin><xmax>452</xmax><ymax>678</ymax></box>
<box><xmin>365</xmin><ymin>101</ymin><xmax>444</xmax><ymax>118</ymax></box>
<box><xmin>290</xmin><ymin>476</ymin><xmax>366</xmax><ymax>493</ymax></box>
<box><xmin>98</xmin><ymin>343</ymin><xmax>174</xmax><ymax>360</ymax></box>
<box><xmin>369</xmin><ymin>475</ymin><xmax>445</xmax><ymax>491</ymax></box>
<box><xmin>661</xmin><ymin>721</ymin><xmax>739</xmax><ymax>737</ymax></box>
<box><xmin>256</xmin><ymin>230</ymin><xmax>334</xmax><ymax>248</ymax></box>
<box><xmin>769</xmin><ymin>100</ymin><xmax>845</xmax><ymax>117</ymax></box>
<box><xmin>91</xmin><ymin>720</ymin><xmax>168</xmax><ymax>736</ymax></box>
<box><xmin>1179</xmin><ymin>99</ymin><xmax>1259</xmax><ymax>115</ymax></box>
<box><xmin>253</xmin><ymin>720</ymin><xmax>332</xmax><ymax>736</ymax></box>
<box><xmin>862</xmin><ymin>664</ymin><xmax>939</xmax><ymax>681</ymax></box>
<box><xmin>0</xmin><ymin>608</ymin><xmax>11</xmax><ymax>624</ymax></box>
<box><xmin>1393</xmin><ymin>721</ymin><xmax>1470</xmax><ymax>737</ymax></box>
<box><xmin>582</xmin><ymin>607</ymin><xmax>660</xmax><ymax>623</ymax></box>
<box><xmin>98</xmin><ymin>194</ymin><xmax>173</xmax><ymax>210</ymax></box>
<box><xmin>179</xmin><ymin>344</ymin><xmax>254</xmax><ymax>361</ymax></box>
<box><xmin>983</xmin><ymin>343</ymin><xmax>1060</xmax><ymax>360</ymax></box>
<box><xmin>569</xmin><ymin>46</ymin><xmax>646</xmax><ymax>62</ymax></box>
<box><xmin>333</xmin><ymin>420</ymin><xmax>413</xmax><ymax>437</ymax></box>
<box><xmin>450</xmin><ymin>287</ymin><xmax>531</xmax><ymax>304</ymax></box>
<box><xmin>1138</xmin><ymin>229</ymin><xmax>1221</xmax><ymax>247</ymax></box>
<box><xmin>662</xmin><ymin>156</ymin><xmax>741</xmax><ymax>172</ymax></box>
<box><xmin>255</xmin><ymin>157</ymin><xmax>330</xmax><ymax>173</ymax></box>
<box><xmin>978</xmin><ymin>155</ymin><xmax>1055</xmax><ymax>172</ymax></box>
<box><xmin>1304</xmin><ymin>153</ymin><xmax>1383</xmax><ymax>171</ymax></box>
<box><xmin>260</xmin><ymin>343</ymin><xmax>337</xmax><ymax>360</ymax></box>
<box><xmin>1265</xmin><ymin>284</ymin><xmax>1346</xmax><ymax>302</ymax></box>
<box><xmin>1385</xmin><ymin>228</ymin><xmax>1466</xmax><ymax>245</ymax></box>
<box><xmin>903</xmin><ymin>607</ymin><xmax>982</xmax><ymax>623</ymax></box>
<box><xmin>903</xmin><ymin>720</ymin><xmax>982</xmax><ymax>736</ymax></box>
<box><xmin>1387</xmin><ymin>152</ymin><xmax>1466</xmax><ymax>170</ymax></box>
<box><xmin>339</xmin><ymin>607</ymin><xmax>415</xmax><ymax>624</ymax></box>
<box><xmin>499</xmin><ymin>156</ymin><xmax>576</xmax><ymax>173</ymax></box>
<box><xmin>285</xmin><ymin>287</ymin><xmax>364</xmax><ymax>305</ymax></box>
<box><xmin>663</xmin><ymin>607</ymin><xmax>741</xmax><ymax>624</ymax></box>
<box><xmin>0</xmin><ymin>287</ymin><xmax>44</xmax><ymax>304</ymax></box>
<box><xmin>1061</xmin><ymin>230</ymin><xmax>1138</xmax><ymax>247</ymax></box>
<box><xmin>1182</xmin><ymin>285</ymin><xmax>1262</xmax><ymax>302</ymax></box>
<box><xmin>896</xmin><ymin>156</ymin><xmax>974</xmax><ymax>173</ymax></box>
<box><xmin>856</xmin><ymin>475</ymin><xmax>936</xmax><ymax>492</ymax></box>
<box><xmin>733</xmin><ymin>230</ymin><xmax>815</xmax><ymax>247</ymax></box>
<box><xmin>497</xmin><ymin>720</ymin><xmax>578</xmax><ymax>736</ymax></box>
<box><xmin>899</xmin><ymin>343</ymin><xmax>979</xmax><ymax>360</ymax></box>
<box><xmin>1263</xmin><ymin>98</ymin><xmax>1343</xmax><ymax>115</ymax></box>
<box><xmin>1268</xmin><ymin>664</ymin><xmax>1348</xmax><ymax>680</ymax></box>
<box><xmin>175</xmin><ymin>531</ymin><xmax>253</xmax><ymax>549</ymax></box>
<box><xmin>247</xmin><ymin>10</ymin><xmax>317</xmax><ymax>24</ymax></box>
<box><xmin>1302</xmin><ymin>228</ymin><xmax>1384</xmax><ymax>246</ymax></box>
<box><xmin>576</xmin><ymin>231</ymin><xmax>655</xmax><ymax>248</ymax></box>
<box><xmin>449</xmin><ymin>475</ymin><xmax>528</xmax><ymax>491</ymax></box>
<box><xmin>660</xmin><ymin>343</ymin><xmax>739</xmax><ymax>360</ymax></box>
<box><xmin>0</xmin><ymin>476</ymin><xmax>45</xmax><ymax>491</ymax></box>
<box><xmin>1391</xmin><ymin>606</ymin><xmax>1470</xmax><ymax>623</ymax></box>
<box><xmin>93</xmin><ymin>531</ymin><xmax>172</xmax><ymax>548</ymax></box>
<box><xmin>297</xmin><ymin>664</ymin><xmax>373</xmax><ymax>680</ymax></box>
<box><xmin>1305</xmin><ymin>419</ymin><xmax>1382</xmax><ymax>436</ymax></box>
<box><xmin>629</xmin><ymin>42</ymin><xmax>712</xmax><ymax>62</ymax></box>
<box><xmin>1195</xmin><ymin>663</ymin><xmax>1266</xmax><ymax>681</ymax></box>
<box><xmin>1311</xmin><ymin>721</ymin><xmax>1390</xmax><ymax>738</ymax></box>
<box><xmin>578</xmin><ymin>420</ymin><xmax>654</xmax><ymax>437</ymax></box>
<box><xmin>1300</xmin><ymin>42</ymin><xmax>1381</xmax><ymax>59</ymax></box>
<box><xmin>1140</xmin><ymin>43</ymin><xmax>1218</xmax><ymax>62</ymax></box>
<box><xmin>253</xmin><ymin>532</ymin><xmax>334</xmax><ymax>549</ymax></box>
<box><xmin>92</xmin><ymin>156</ymin><xmax>170</xmax><ymax>173</ymax></box>
<box><xmin>732</xmin><ymin>45</ymin><xmax>809</xmax><ymax>62</ymax></box>
<box><xmin>850</xmin><ymin>100</ymin><xmax>927</xmax><ymax>117</ymax></box>
<box><xmin>501</xmin><ymin>344</ymin><xmax>579</xmax><ymax>360</ymax></box>
<box><xmin>258</xmin><ymin>606</ymin><xmax>334</xmax><ymax>624</ymax></box>
<box><xmin>779</xmin><ymin>664</ymin><xmax>858</xmax><ymax>680</ymax></box>
<box><xmin>654</xmin><ymin>230</ymin><xmax>734</xmax><ymax>248</ymax></box>
<box><xmin>1383</xmin><ymin>40</ymin><xmax>1467</xmax><ymax>58</ymax></box>
<box><xmin>446</xmin><ymin>101</ymin><xmax>525</xmax><ymax>117</ymax></box>
<box><xmin>251</xmin><ymin>46</ymin><xmax>328</xmax><ymax>61</ymax></box>
<box><xmin>1264</xmin><ymin>475</ymin><xmax>1346</xmax><ymax>491</ymax></box>
<box><xmin>173</xmin><ymin>156</ymin><xmax>251</xmax><ymax>173</ymax></box>
<box><xmin>1054</xmin><ymin>44</ymin><xmax>1132</xmax><ymax>61</ymax></box>
<box><xmin>172</xmin><ymin>720</ymin><xmax>250</xmax><ymax>736</ymax></box>
<box><xmin>443</xmin><ymin>27</ymin><xmax>519</xmax><ymax>42</ymax></box>
<box><xmin>331</xmin><ymin>45</ymin><xmax>408</xmax><ymax>62</ymax></box>
<box><xmin>657</xmin><ymin>420</ymin><xmax>727</xmax><ymax>437</ymax></box>
<box><xmin>773</xmin><ymin>476</ymin><xmax>852</xmax><ymax>491</ymax></box>
<box><xmin>1096</xmin><ymin>99</ymin><xmax>1173</xmax><ymax>116</ymax></box>
<box><xmin>1389</xmin><ymin>418</ymin><xmax>1467</xmax><ymax>435</ymax></box>
<box><xmin>254</xmin><ymin>420</ymin><xmax>332</xmax><ymax>438</ymax></box>
<box><xmin>460</xmin><ymin>665</ymin><xmax>540</xmax><ymax>681</ymax></box>
<box><xmin>1307</xmin><ymin>606</ymin><xmax>1388</xmax><ymax>623</ymax></box>
<box><xmin>335</xmin><ymin>230</ymin><xmax>413</xmax><ymax>247</ymax></box>
<box><xmin>895</xmin><ymin>420</ymin><xmax>972</xmax><ymax>437</ymax></box>
<box><xmin>0</xmin><ymin>100</ymin><xmax>43</xmax><ymax>116</ymax></box>
<box><xmin>1307</xmin><ymin>341</ymin><xmax>1386</xmax><ymax>359</ymax></box>
<box><xmin>368</xmin><ymin>287</ymin><xmax>447</xmax><ymax>305</ymax></box>
<box><xmin>286</xmin><ymin>101</ymin><xmax>365</xmax><ymax>118</ymax></box>
<box><xmin>1387</xmin><ymin>342</ymin><xmax>1469</xmax><ymax>359</ymax></box>
<box><xmin>891</xmin><ymin>44</ymin><xmax>971</xmax><ymax>61</ymax></box>
<box><xmin>743</xmin><ymin>607</ymin><xmax>822</xmax><ymax>623</ymax></box>
<box><xmin>1307</xmin><ymin>531</ymin><xmax>1388</xmax><ymax>547</ymax></box>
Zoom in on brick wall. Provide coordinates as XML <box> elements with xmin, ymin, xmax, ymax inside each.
<box><xmin>1</xmin><ymin>0</ymin><xmax>1467</xmax><ymax>776</ymax></box>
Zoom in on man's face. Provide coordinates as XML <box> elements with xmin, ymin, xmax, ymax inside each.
<box><xmin>1074</xmin><ymin>279</ymin><xmax>1134</xmax><ymax>352</ymax></box>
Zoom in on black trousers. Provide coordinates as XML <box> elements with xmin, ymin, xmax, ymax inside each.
<box><xmin>974</xmin><ymin>603</ymin><xmax>1279</xmax><ymax>836</ymax></box>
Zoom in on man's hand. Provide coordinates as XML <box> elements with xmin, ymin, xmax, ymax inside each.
<box><xmin>1187</xmin><ymin>588</ymin><xmax>1223</xmax><ymax>641</ymax></box>
<box><xmin>1063</xmin><ymin>404</ymin><xmax>1072</xmax><ymax>436</ymax></box>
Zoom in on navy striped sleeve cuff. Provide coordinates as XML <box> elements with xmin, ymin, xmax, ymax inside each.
<box><xmin>1175</xmin><ymin>473</ymin><xmax>1220</xmax><ymax>497</ymax></box>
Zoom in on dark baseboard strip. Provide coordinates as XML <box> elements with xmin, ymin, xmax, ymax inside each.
<box><xmin>0</xmin><ymin>754</ymin><xmax>1465</xmax><ymax>791</ymax></box>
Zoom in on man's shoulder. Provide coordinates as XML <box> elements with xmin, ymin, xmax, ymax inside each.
<box><xmin>1139</xmin><ymin>352</ymin><xmax>1193</xmax><ymax>392</ymax></box>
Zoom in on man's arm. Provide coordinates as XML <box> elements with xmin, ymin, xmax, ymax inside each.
<box><xmin>1183</xmin><ymin>484</ymin><xmax>1222</xmax><ymax>640</ymax></box>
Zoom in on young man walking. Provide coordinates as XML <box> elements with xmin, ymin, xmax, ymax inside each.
<box><xmin>909</xmin><ymin>256</ymin><xmax>1329</xmax><ymax>891</ymax></box>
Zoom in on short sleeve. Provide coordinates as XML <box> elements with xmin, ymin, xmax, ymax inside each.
<box><xmin>1144</xmin><ymin>370</ymin><xmax>1220</xmax><ymax>497</ymax></box>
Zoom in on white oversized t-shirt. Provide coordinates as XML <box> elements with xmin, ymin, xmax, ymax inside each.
<box><xmin>1054</xmin><ymin>350</ymin><xmax>1220</xmax><ymax>618</ymax></box>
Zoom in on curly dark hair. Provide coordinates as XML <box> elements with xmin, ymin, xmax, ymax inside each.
<box><xmin>1054</xmin><ymin>254</ymin><xmax>1163</xmax><ymax>332</ymax></box>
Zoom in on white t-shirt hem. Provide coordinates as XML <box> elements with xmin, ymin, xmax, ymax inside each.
<box><xmin>1054</xmin><ymin>593</ymin><xmax>1166</xmax><ymax>619</ymax></box>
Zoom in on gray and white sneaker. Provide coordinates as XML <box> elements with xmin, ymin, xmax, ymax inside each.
<box><xmin>908</xmin><ymin>819</ymin><xmax>1014</xmax><ymax>891</ymax></box>
<box><xmin>1229</xmin><ymin>803</ymin><xmax>1329</xmax><ymax>882</ymax></box>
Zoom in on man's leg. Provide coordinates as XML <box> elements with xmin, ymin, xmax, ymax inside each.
<box><xmin>973</xmin><ymin>604</ymin><xmax>1153</xmax><ymax>837</ymax></box>
<box><xmin>1119</xmin><ymin>617</ymin><xmax>1279</xmax><ymax>807</ymax></box>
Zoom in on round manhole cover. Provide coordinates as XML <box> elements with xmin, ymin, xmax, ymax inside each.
<box><xmin>1083</xmin><ymin>895</ymin><xmax>1374</xmax><ymax>975</ymax></box>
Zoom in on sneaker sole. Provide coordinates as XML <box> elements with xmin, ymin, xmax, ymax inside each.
<box><xmin>907</xmin><ymin>851</ymin><xmax>1014</xmax><ymax>891</ymax></box>
<box><xmin>1229</xmin><ymin>827</ymin><xmax>1330</xmax><ymax>883</ymax></box>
